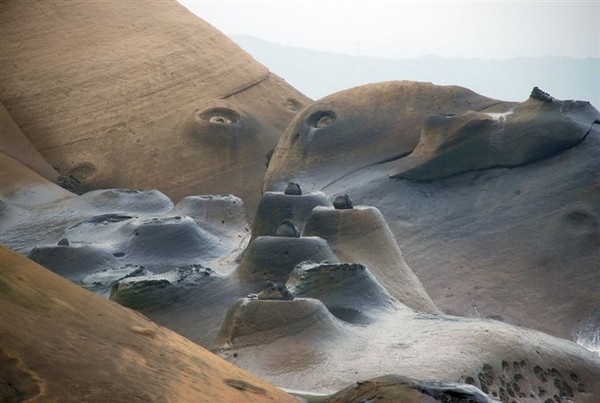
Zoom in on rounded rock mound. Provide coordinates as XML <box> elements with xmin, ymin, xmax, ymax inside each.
<box><xmin>213</xmin><ymin>297</ymin><xmax>346</xmax><ymax>349</ymax></box>
<box><xmin>286</xmin><ymin>262</ymin><xmax>400</xmax><ymax>323</ymax></box>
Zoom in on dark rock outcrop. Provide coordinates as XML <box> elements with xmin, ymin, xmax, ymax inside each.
<box><xmin>284</xmin><ymin>182</ymin><xmax>302</xmax><ymax>195</ymax></box>
<box><xmin>274</xmin><ymin>219</ymin><xmax>301</xmax><ymax>238</ymax></box>
<box><xmin>333</xmin><ymin>194</ymin><xmax>353</xmax><ymax>209</ymax></box>
<box><xmin>256</xmin><ymin>281</ymin><xmax>294</xmax><ymax>301</ymax></box>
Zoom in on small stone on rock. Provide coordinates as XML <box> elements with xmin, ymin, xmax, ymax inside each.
<box><xmin>333</xmin><ymin>194</ymin><xmax>354</xmax><ymax>209</ymax></box>
<box><xmin>284</xmin><ymin>182</ymin><xmax>302</xmax><ymax>195</ymax></box>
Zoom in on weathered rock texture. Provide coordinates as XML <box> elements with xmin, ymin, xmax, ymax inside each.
<box><xmin>0</xmin><ymin>0</ymin><xmax>310</xmax><ymax>213</ymax></box>
<box><xmin>0</xmin><ymin>102</ymin><xmax>61</xmax><ymax>184</ymax></box>
<box><xmin>215</xmin><ymin>295</ymin><xmax>600</xmax><ymax>399</ymax></box>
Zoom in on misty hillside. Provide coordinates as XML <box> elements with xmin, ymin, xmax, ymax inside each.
<box><xmin>232</xmin><ymin>34</ymin><xmax>600</xmax><ymax>107</ymax></box>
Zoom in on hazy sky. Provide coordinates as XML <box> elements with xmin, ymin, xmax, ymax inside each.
<box><xmin>179</xmin><ymin>1</ymin><xmax>599</xmax><ymax>60</ymax></box>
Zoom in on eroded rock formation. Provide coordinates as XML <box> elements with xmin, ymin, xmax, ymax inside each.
<box><xmin>0</xmin><ymin>0</ymin><xmax>310</xmax><ymax>213</ymax></box>
<box><xmin>264</xmin><ymin>82</ymin><xmax>600</xmax><ymax>340</ymax></box>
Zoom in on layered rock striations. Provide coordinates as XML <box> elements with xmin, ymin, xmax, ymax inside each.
<box><xmin>0</xmin><ymin>0</ymin><xmax>310</xmax><ymax>213</ymax></box>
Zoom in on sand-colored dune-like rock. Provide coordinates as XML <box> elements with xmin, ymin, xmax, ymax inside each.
<box><xmin>0</xmin><ymin>245</ymin><xmax>297</xmax><ymax>402</ymax></box>
<box><xmin>0</xmin><ymin>0</ymin><xmax>310</xmax><ymax>213</ymax></box>
<box><xmin>0</xmin><ymin>102</ymin><xmax>62</xmax><ymax>184</ymax></box>
<box><xmin>264</xmin><ymin>82</ymin><xmax>600</xmax><ymax>340</ymax></box>
<box><xmin>0</xmin><ymin>153</ymin><xmax>75</xmax><ymax>209</ymax></box>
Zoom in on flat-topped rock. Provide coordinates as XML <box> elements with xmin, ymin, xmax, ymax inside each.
<box><xmin>250</xmin><ymin>190</ymin><xmax>332</xmax><ymax>242</ymax></box>
<box><xmin>287</xmin><ymin>262</ymin><xmax>400</xmax><ymax>323</ymax></box>
<box><xmin>235</xmin><ymin>236</ymin><xmax>339</xmax><ymax>283</ymax></box>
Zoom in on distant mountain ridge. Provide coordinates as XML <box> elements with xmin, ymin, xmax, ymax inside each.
<box><xmin>232</xmin><ymin>34</ymin><xmax>600</xmax><ymax>107</ymax></box>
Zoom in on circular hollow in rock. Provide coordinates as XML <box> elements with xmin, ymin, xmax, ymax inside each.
<box><xmin>198</xmin><ymin>107</ymin><xmax>241</xmax><ymax>125</ymax></box>
<box><xmin>285</xmin><ymin>98</ymin><xmax>302</xmax><ymax>112</ymax></box>
<box><xmin>68</xmin><ymin>162</ymin><xmax>96</xmax><ymax>182</ymax></box>
<box><xmin>306</xmin><ymin>110</ymin><xmax>336</xmax><ymax>128</ymax></box>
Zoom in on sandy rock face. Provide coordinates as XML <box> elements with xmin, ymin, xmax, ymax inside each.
<box><xmin>0</xmin><ymin>245</ymin><xmax>297</xmax><ymax>403</ymax></box>
<box><xmin>263</xmin><ymin>82</ymin><xmax>600</xmax><ymax>340</ymax></box>
<box><xmin>0</xmin><ymin>0</ymin><xmax>310</xmax><ymax>213</ymax></box>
